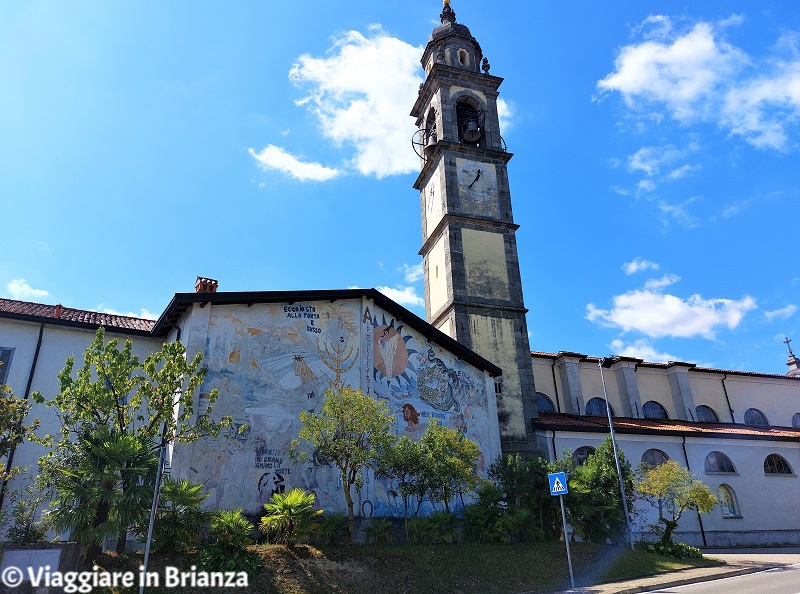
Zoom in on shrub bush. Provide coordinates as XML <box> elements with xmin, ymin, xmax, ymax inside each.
<box><xmin>636</xmin><ymin>540</ymin><xmax>703</xmax><ymax>559</ymax></box>
<box><xmin>316</xmin><ymin>512</ymin><xmax>348</xmax><ymax>545</ymax></box>
<box><xmin>259</xmin><ymin>488</ymin><xmax>322</xmax><ymax>547</ymax></box>
<box><xmin>197</xmin><ymin>509</ymin><xmax>261</xmax><ymax>576</ymax></box>
<box><xmin>408</xmin><ymin>511</ymin><xmax>458</xmax><ymax>544</ymax></box>
<box><xmin>363</xmin><ymin>518</ymin><xmax>394</xmax><ymax>544</ymax></box>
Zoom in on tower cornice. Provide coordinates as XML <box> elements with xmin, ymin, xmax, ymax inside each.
<box><xmin>411</xmin><ymin>63</ymin><xmax>504</xmax><ymax>119</ymax></box>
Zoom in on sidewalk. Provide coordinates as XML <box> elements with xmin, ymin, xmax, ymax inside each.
<box><xmin>563</xmin><ymin>547</ymin><xmax>800</xmax><ymax>594</ymax></box>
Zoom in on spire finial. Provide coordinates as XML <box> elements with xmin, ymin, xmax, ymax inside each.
<box><xmin>440</xmin><ymin>0</ymin><xmax>456</xmax><ymax>25</ymax></box>
<box><xmin>785</xmin><ymin>337</ymin><xmax>795</xmax><ymax>358</ymax></box>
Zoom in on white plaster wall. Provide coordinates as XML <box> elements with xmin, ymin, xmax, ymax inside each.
<box><xmin>724</xmin><ymin>375</ymin><xmax>800</xmax><ymax>427</ymax></box>
<box><xmin>635</xmin><ymin>369</ymin><xmax>676</xmax><ymax>417</ymax></box>
<box><xmin>688</xmin><ymin>372</ymin><xmax>732</xmax><ymax>422</ymax></box>
<box><xmin>532</xmin><ymin>358</ymin><xmax>560</xmax><ymax>411</ymax></box>
<box><xmin>428</xmin><ymin>237</ymin><xmax>449</xmax><ymax>316</ymax></box>
<box><xmin>578</xmin><ymin>363</ymin><xmax>622</xmax><ymax>416</ymax></box>
<box><xmin>0</xmin><ymin>318</ymin><xmax>162</xmax><ymax>506</ymax></box>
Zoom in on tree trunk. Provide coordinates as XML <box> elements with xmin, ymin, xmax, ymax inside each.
<box><xmin>661</xmin><ymin>518</ymin><xmax>679</xmax><ymax>544</ymax></box>
<box><xmin>115</xmin><ymin>527</ymin><xmax>127</xmax><ymax>554</ymax></box>
<box><xmin>342</xmin><ymin>471</ymin><xmax>355</xmax><ymax>543</ymax></box>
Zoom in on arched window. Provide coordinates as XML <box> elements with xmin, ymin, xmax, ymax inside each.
<box><xmin>744</xmin><ymin>408</ymin><xmax>770</xmax><ymax>427</ymax></box>
<box><xmin>792</xmin><ymin>413</ymin><xmax>800</xmax><ymax>429</ymax></box>
<box><xmin>585</xmin><ymin>397</ymin><xmax>614</xmax><ymax>417</ymax></box>
<box><xmin>641</xmin><ymin>449</ymin><xmax>670</xmax><ymax>467</ymax></box>
<box><xmin>455</xmin><ymin>98</ymin><xmax>483</xmax><ymax>147</ymax></box>
<box><xmin>536</xmin><ymin>392</ymin><xmax>555</xmax><ymax>413</ymax></box>
<box><xmin>764</xmin><ymin>454</ymin><xmax>793</xmax><ymax>475</ymax></box>
<box><xmin>705</xmin><ymin>451</ymin><xmax>736</xmax><ymax>474</ymax></box>
<box><xmin>643</xmin><ymin>401</ymin><xmax>669</xmax><ymax>420</ymax></box>
<box><xmin>717</xmin><ymin>485</ymin><xmax>741</xmax><ymax>518</ymax></box>
<box><xmin>696</xmin><ymin>405</ymin><xmax>720</xmax><ymax>423</ymax></box>
<box><xmin>573</xmin><ymin>446</ymin><xmax>595</xmax><ymax>466</ymax></box>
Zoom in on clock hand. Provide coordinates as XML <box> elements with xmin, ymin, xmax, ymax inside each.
<box><xmin>468</xmin><ymin>169</ymin><xmax>481</xmax><ymax>189</ymax></box>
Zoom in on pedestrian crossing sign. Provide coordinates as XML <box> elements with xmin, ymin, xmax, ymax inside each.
<box><xmin>548</xmin><ymin>472</ymin><xmax>568</xmax><ymax>496</ymax></box>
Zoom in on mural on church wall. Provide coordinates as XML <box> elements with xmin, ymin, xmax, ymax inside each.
<box><xmin>180</xmin><ymin>299</ymin><xmax>499</xmax><ymax>518</ymax></box>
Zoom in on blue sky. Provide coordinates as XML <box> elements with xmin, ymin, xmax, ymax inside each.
<box><xmin>2</xmin><ymin>1</ymin><xmax>800</xmax><ymax>375</ymax></box>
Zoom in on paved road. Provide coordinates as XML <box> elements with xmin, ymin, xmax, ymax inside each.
<box><xmin>649</xmin><ymin>562</ymin><xmax>800</xmax><ymax>594</ymax></box>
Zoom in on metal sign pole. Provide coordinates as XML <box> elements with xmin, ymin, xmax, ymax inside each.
<box><xmin>560</xmin><ymin>494</ymin><xmax>575</xmax><ymax>589</ymax></box>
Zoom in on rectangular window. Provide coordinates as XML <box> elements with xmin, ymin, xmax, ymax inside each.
<box><xmin>0</xmin><ymin>347</ymin><xmax>15</xmax><ymax>385</ymax></box>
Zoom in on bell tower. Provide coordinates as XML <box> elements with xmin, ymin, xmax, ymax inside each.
<box><xmin>411</xmin><ymin>0</ymin><xmax>538</xmax><ymax>452</ymax></box>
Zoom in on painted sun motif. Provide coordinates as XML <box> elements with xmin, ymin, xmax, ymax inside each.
<box><xmin>372</xmin><ymin>316</ymin><xmax>417</xmax><ymax>386</ymax></box>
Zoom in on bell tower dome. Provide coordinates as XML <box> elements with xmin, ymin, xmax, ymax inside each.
<box><xmin>411</xmin><ymin>0</ymin><xmax>538</xmax><ymax>452</ymax></box>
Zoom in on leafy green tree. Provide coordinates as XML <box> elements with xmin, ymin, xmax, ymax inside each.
<box><xmin>560</xmin><ymin>437</ymin><xmax>635</xmax><ymax>545</ymax></box>
<box><xmin>375</xmin><ymin>435</ymin><xmax>426</xmax><ymax>540</ymax></box>
<box><xmin>637</xmin><ymin>460</ymin><xmax>717</xmax><ymax>544</ymax></box>
<box><xmin>259</xmin><ymin>487</ymin><xmax>322</xmax><ymax>547</ymax></box>
<box><xmin>0</xmin><ymin>382</ymin><xmax>40</xmax><ymax>483</ymax></box>
<box><xmin>291</xmin><ymin>386</ymin><xmax>394</xmax><ymax>541</ymax></box>
<box><xmin>418</xmin><ymin>420</ymin><xmax>481</xmax><ymax>512</ymax></box>
<box><xmin>34</xmin><ymin>327</ymin><xmax>233</xmax><ymax>556</ymax></box>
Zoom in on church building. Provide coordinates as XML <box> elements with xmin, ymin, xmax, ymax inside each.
<box><xmin>1</xmin><ymin>0</ymin><xmax>799</xmax><ymax>547</ymax></box>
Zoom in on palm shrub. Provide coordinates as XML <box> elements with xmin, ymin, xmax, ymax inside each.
<box><xmin>363</xmin><ymin>518</ymin><xmax>393</xmax><ymax>544</ymax></box>
<box><xmin>408</xmin><ymin>511</ymin><xmax>459</xmax><ymax>544</ymax></box>
<box><xmin>316</xmin><ymin>512</ymin><xmax>348</xmax><ymax>545</ymax></box>
<box><xmin>198</xmin><ymin>509</ymin><xmax>261</xmax><ymax>575</ymax></box>
<box><xmin>259</xmin><ymin>488</ymin><xmax>322</xmax><ymax>547</ymax></box>
<box><xmin>464</xmin><ymin>482</ymin><xmax>535</xmax><ymax>543</ymax></box>
<box><xmin>135</xmin><ymin>477</ymin><xmax>208</xmax><ymax>553</ymax></box>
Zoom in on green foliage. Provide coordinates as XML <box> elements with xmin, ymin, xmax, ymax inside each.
<box><xmin>259</xmin><ymin>487</ymin><xmax>322</xmax><ymax>547</ymax></box>
<box><xmin>488</xmin><ymin>454</ymin><xmax>560</xmax><ymax>540</ymax></box>
<box><xmin>33</xmin><ymin>328</ymin><xmax>235</xmax><ymax>554</ymax></box>
<box><xmin>560</xmin><ymin>437</ymin><xmax>635</xmax><ymax>545</ymax></box>
<box><xmin>636</xmin><ymin>460</ymin><xmax>717</xmax><ymax>544</ymax></box>
<box><xmin>316</xmin><ymin>512</ymin><xmax>348</xmax><ymax>545</ymax></box>
<box><xmin>41</xmin><ymin>430</ymin><xmax>158</xmax><ymax>557</ymax></box>
<box><xmin>134</xmin><ymin>477</ymin><xmax>208</xmax><ymax>553</ymax></box>
<box><xmin>407</xmin><ymin>511</ymin><xmax>459</xmax><ymax>544</ymax></box>
<box><xmin>464</xmin><ymin>481</ymin><xmax>535</xmax><ymax>543</ymax></box>
<box><xmin>291</xmin><ymin>386</ymin><xmax>395</xmax><ymax>541</ymax></box>
<box><xmin>417</xmin><ymin>421</ymin><xmax>481</xmax><ymax>513</ymax></box>
<box><xmin>4</xmin><ymin>483</ymin><xmax>47</xmax><ymax>544</ymax></box>
<box><xmin>363</xmin><ymin>518</ymin><xmax>394</xmax><ymax>544</ymax></box>
<box><xmin>375</xmin><ymin>435</ymin><xmax>426</xmax><ymax>540</ymax></box>
<box><xmin>636</xmin><ymin>540</ymin><xmax>704</xmax><ymax>559</ymax></box>
<box><xmin>198</xmin><ymin>509</ymin><xmax>261</xmax><ymax>576</ymax></box>
<box><xmin>0</xmin><ymin>382</ymin><xmax>40</xmax><ymax>483</ymax></box>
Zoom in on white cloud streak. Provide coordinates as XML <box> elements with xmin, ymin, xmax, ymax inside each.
<box><xmin>97</xmin><ymin>305</ymin><xmax>158</xmax><ymax>320</ymax></box>
<box><xmin>401</xmin><ymin>262</ymin><xmax>424</xmax><ymax>283</ymax></box>
<box><xmin>598</xmin><ymin>16</ymin><xmax>800</xmax><ymax>151</ymax></box>
<box><xmin>248</xmin><ymin>145</ymin><xmax>341</xmax><ymax>182</ymax></box>
<box><xmin>610</xmin><ymin>338</ymin><xmax>679</xmax><ymax>363</ymax></box>
<box><xmin>289</xmin><ymin>28</ymin><xmax>424</xmax><ymax>178</ymax></box>
<box><xmin>622</xmin><ymin>258</ymin><xmax>660</xmax><ymax>275</ymax></box>
<box><xmin>764</xmin><ymin>304</ymin><xmax>797</xmax><ymax>322</ymax></box>
<box><xmin>643</xmin><ymin>273</ymin><xmax>680</xmax><ymax>290</ymax></box>
<box><xmin>587</xmin><ymin>290</ymin><xmax>756</xmax><ymax>339</ymax></box>
<box><xmin>6</xmin><ymin>279</ymin><xmax>48</xmax><ymax>300</ymax></box>
<box><xmin>376</xmin><ymin>285</ymin><xmax>424</xmax><ymax>308</ymax></box>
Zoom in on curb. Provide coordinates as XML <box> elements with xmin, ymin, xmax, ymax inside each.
<box><xmin>595</xmin><ymin>562</ymin><xmax>782</xmax><ymax>594</ymax></box>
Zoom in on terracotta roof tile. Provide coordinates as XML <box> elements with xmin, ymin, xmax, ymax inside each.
<box><xmin>534</xmin><ymin>412</ymin><xmax>800</xmax><ymax>440</ymax></box>
<box><xmin>0</xmin><ymin>298</ymin><xmax>155</xmax><ymax>334</ymax></box>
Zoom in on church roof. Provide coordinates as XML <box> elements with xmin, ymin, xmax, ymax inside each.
<box><xmin>0</xmin><ymin>297</ymin><xmax>155</xmax><ymax>335</ymax></box>
<box><xmin>534</xmin><ymin>412</ymin><xmax>800</xmax><ymax>442</ymax></box>
<box><xmin>152</xmin><ymin>288</ymin><xmax>502</xmax><ymax>377</ymax></box>
<box><xmin>530</xmin><ymin>351</ymin><xmax>800</xmax><ymax>381</ymax></box>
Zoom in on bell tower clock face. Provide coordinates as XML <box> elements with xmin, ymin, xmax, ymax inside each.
<box><xmin>457</xmin><ymin>159</ymin><xmax>497</xmax><ymax>200</ymax></box>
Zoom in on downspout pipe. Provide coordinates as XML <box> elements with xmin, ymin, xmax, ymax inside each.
<box><xmin>0</xmin><ymin>322</ymin><xmax>45</xmax><ymax>512</ymax></box>
<box><xmin>681</xmin><ymin>436</ymin><xmax>707</xmax><ymax>547</ymax></box>
<box><xmin>721</xmin><ymin>373</ymin><xmax>735</xmax><ymax>423</ymax></box>
<box><xmin>550</xmin><ymin>359</ymin><xmax>562</xmax><ymax>413</ymax></box>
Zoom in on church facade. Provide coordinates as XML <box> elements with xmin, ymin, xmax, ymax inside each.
<box><xmin>1</xmin><ymin>0</ymin><xmax>799</xmax><ymax>547</ymax></box>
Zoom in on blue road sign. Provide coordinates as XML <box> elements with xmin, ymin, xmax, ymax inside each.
<box><xmin>548</xmin><ymin>472</ymin><xmax>568</xmax><ymax>496</ymax></box>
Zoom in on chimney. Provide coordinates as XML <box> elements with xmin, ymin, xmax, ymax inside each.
<box><xmin>195</xmin><ymin>277</ymin><xmax>219</xmax><ymax>294</ymax></box>
<box><xmin>53</xmin><ymin>303</ymin><xmax>64</xmax><ymax>318</ymax></box>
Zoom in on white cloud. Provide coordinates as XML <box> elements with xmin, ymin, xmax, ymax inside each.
<box><xmin>587</xmin><ymin>290</ymin><xmax>756</xmax><ymax>339</ymax></box>
<box><xmin>658</xmin><ymin>198</ymin><xmax>701</xmax><ymax>228</ymax></box>
<box><xmin>609</xmin><ymin>338</ymin><xmax>679</xmax><ymax>363</ymax></box>
<box><xmin>666</xmin><ymin>164</ymin><xmax>700</xmax><ymax>180</ymax></box>
<box><xmin>764</xmin><ymin>304</ymin><xmax>797</xmax><ymax>322</ymax></box>
<box><xmin>497</xmin><ymin>98</ymin><xmax>515</xmax><ymax>132</ymax></box>
<box><xmin>644</xmin><ymin>273</ymin><xmax>681</xmax><ymax>290</ymax></box>
<box><xmin>622</xmin><ymin>258</ymin><xmax>659</xmax><ymax>275</ymax></box>
<box><xmin>289</xmin><ymin>28</ymin><xmax>424</xmax><ymax>178</ymax></box>
<box><xmin>6</xmin><ymin>279</ymin><xmax>48</xmax><ymax>300</ymax></box>
<box><xmin>248</xmin><ymin>145</ymin><xmax>341</xmax><ymax>182</ymax></box>
<box><xmin>97</xmin><ymin>305</ymin><xmax>158</xmax><ymax>320</ymax></box>
<box><xmin>599</xmin><ymin>16</ymin><xmax>800</xmax><ymax>151</ymax></box>
<box><xmin>376</xmin><ymin>286</ymin><xmax>424</xmax><ymax>308</ymax></box>
<box><xmin>401</xmin><ymin>262</ymin><xmax>424</xmax><ymax>283</ymax></box>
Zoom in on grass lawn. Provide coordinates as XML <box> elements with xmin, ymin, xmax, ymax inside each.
<box><xmin>98</xmin><ymin>541</ymin><xmax>721</xmax><ymax>594</ymax></box>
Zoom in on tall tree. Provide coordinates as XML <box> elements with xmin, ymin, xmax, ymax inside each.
<box><xmin>291</xmin><ymin>386</ymin><xmax>394</xmax><ymax>541</ymax></box>
<box><xmin>637</xmin><ymin>460</ymin><xmax>717</xmax><ymax>544</ymax></box>
<box><xmin>418</xmin><ymin>420</ymin><xmax>481</xmax><ymax>513</ymax></box>
<box><xmin>34</xmin><ymin>327</ymin><xmax>233</xmax><ymax>556</ymax></box>
<box><xmin>375</xmin><ymin>435</ymin><xmax>426</xmax><ymax>540</ymax></box>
